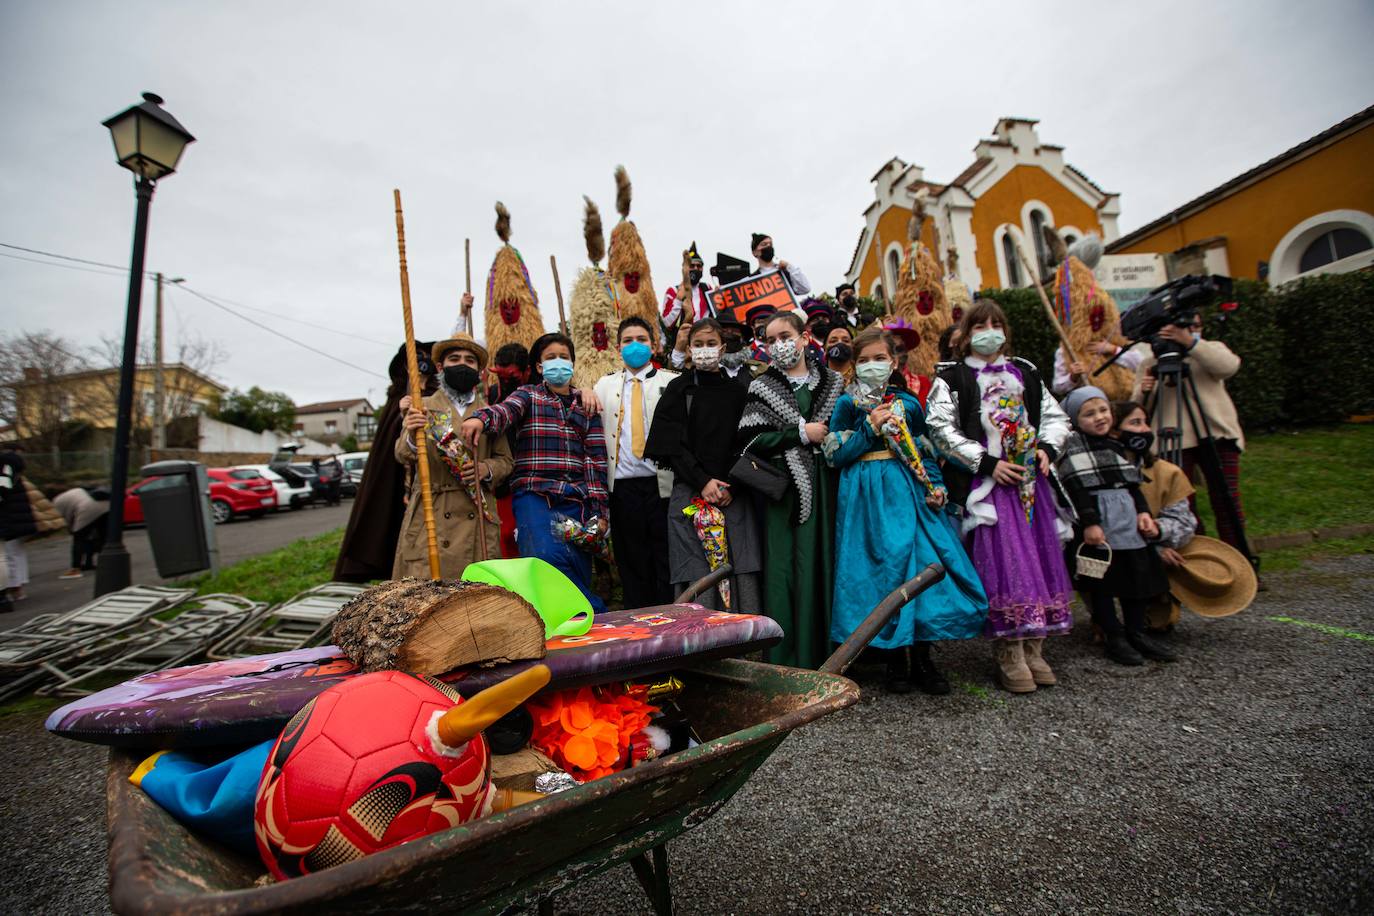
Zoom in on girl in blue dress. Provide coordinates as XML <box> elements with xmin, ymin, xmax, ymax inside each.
<box><xmin>825</xmin><ymin>328</ymin><xmax>988</xmax><ymax>694</ymax></box>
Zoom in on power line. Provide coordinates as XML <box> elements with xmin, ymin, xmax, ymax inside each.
<box><xmin>0</xmin><ymin>249</ymin><xmax>131</xmax><ymax>278</ymax></box>
<box><xmin>0</xmin><ymin>241</ymin><xmax>141</xmax><ymax>274</ymax></box>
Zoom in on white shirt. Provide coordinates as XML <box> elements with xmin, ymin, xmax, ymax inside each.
<box><xmin>614</xmin><ymin>365</ymin><xmax>659</xmax><ymax>481</ymax></box>
<box><xmin>757</xmin><ymin>261</ymin><xmax>811</xmax><ymax>297</ymax></box>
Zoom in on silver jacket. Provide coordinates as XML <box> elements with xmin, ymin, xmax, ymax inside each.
<box><xmin>925</xmin><ymin>375</ymin><xmax>1071</xmax><ymax>473</ymax></box>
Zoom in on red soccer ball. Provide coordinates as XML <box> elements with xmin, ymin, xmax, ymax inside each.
<box><xmin>254</xmin><ymin>671</ymin><xmax>505</xmax><ymax>879</ymax></box>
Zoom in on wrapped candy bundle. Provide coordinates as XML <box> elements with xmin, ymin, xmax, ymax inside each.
<box><xmin>433</xmin><ymin>421</ymin><xmax>498</xmax><ymax>524</ymax></box>
<box><xmin>551</xmin><ymin>513</ymin><xmax>611</xmax><ymax>559</ymax></box>
<box><xmin>875</xmin><ymin>395</ymin><xmax>947</xmax><ymax>507</ymax></box>
<box><xmin>986</xmin><ymin>385</ymin><xmax>1039</xmax><ymax>522</ymax></box>
<box><xmin>682</xmin><ymin>498</ymin><xmax>730</xmax><ymax>609</ymax></box>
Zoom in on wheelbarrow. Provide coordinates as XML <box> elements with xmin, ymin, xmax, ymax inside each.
<box><xmin>104</xmin><ymin>564</ymin><xmax>947</xmax><ymax>915</ymax></box>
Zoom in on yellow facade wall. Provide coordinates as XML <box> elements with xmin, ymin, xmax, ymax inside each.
<box><xmin>14</xmin><ymin>366</ymin><xmax>222</xmax><ymax>437</ymax></box>
<box><xmin>969</xmin><ymin>164</ymin><xmax>1104</xmax><ymax>289</ymax></box>
<box><xmin>855</xmin><ymin>204</ymin><xmax>941</xmax><ymax>295</ymax></box>
<box><xmin>1109</xmin><ymin>123</ymin><xmax>1374</xmax><ymax>279</ymax></box>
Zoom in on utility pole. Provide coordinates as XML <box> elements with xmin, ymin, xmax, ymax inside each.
<box><xmin>152</xmin><ymin>272</ymin><xmax>166</xmax><ymax>451</ymax></box>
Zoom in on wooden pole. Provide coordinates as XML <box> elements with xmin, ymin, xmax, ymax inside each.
<box><xmin>1006</xmin><ymin>226</ymin><xmax>1086</xmax><ymax>381</ymax></box>
<box><xmin>394</xmin><ymin>189</ymin><xmax>442</xmax><ymax>580</ymax></box>
<box><xmin>463</xmin><ymin>237</ymin><xmax>473</xmax><ymax>334</ymax></box>
<box><xmin>872</xmin><ymin>230</ymin><xmax>892</xmax><ymax>314</ymax></box>
<box><xmin>549</xmin><ymin>254</ymin><xmax>569</xmax><ymax>336</ymax></box>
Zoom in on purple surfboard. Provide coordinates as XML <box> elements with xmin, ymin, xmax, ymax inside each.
<box><xmin>46</xmin><ymin>604</ymin><xmax>781</xmax><ymax>749</ymax></box>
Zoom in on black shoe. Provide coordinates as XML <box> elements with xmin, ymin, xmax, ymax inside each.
<box><xmin>1104</xmin><ymin>632</ymin><xmax>1144</xmax><ymax>666</ymax></box>
<box><xmin>1127</xmin><ymin>630</ymin><xmax>1177</xmax><ymax>662</ymax></box>
<box><xmin>912</xmin><ymin>645</ymin><xmax>951</xmax><ymax>695</ymax></box>
<box><xmin>885</xmin><ymin>651</ymin><xmax>914</xmax><ymax>694</ymax></box>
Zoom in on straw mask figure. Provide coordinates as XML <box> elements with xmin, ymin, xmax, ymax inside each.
<box><xmin>606</xmin><ymin>166</ymin><xmax>660</xmax><ymax>349</ymax></box>
<box><xmin>483</xmin><ymin>202</ymin><xmax>546</xmax><ymax>354</ymax></box>
<box><xmin>890</xmin><ymin>193</ymin><xmax>951</xmax><ymax>378</ymax></box>
<box><xmin>1045</xmin><ymin>227</ymin><xmax>1134</xmax><ymax>401</ymax></box>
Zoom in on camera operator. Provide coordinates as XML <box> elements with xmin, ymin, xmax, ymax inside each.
<box><xmin>1131</xmin><ymin>313</ymin><xmax>1247</xmax><ymax>549</ymax></box>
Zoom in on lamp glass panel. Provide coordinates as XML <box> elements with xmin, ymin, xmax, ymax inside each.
<box><xmin>135</xmin><ymin>111</ymin><xmax>189</xmax><ymax>176</ymax></box>
<box><xmin>107</xmin><ymin>115</ymin><xmax>138</xmax><ymax>164</ymax></box>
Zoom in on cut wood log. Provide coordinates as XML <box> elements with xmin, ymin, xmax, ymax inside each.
<box><xmin>331</xmin><ymin>578</ymin><xmax>547</xmax><ymax>675</ymax></box>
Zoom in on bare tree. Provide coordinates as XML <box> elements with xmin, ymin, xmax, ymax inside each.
<box><xmin>91</xmin><ymin>333</ymin><xmax>227</xmax><ymax>442</ymax></box>
<box><xmin>0</xmin><ymin>331</ymin><xmax>97</xmax><ymax>458</ymax></box>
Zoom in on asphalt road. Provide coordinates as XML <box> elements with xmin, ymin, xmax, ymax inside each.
<box><xmin>3</xmin><ymin>502</ymin><xmax>353</xmax><ymax>626</ymax></box>
<box><xmin>2</xmin><ymin>553</ymin><xmax>1371</xmax><ymax>914</ymax></box>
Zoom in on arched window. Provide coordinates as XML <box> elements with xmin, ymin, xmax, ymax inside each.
<box><xmin>887</xmin><ymin>250</ymin><xmax>902</xmax><ymax>287</ymax></box>
<box><xmin>1298</xmin><ymin>227</ymin><xmax>1373</xmax><ymax>274</ymax></box>
<box><xmin>1001</xmin><ymin>233</ymin><xmax>1022</xmax><ymax>287</ymax></box>
<box><xmin>1029</xmin><ymin>209</ymin><xmax>1049</xmax><ymax>282</ymax></box>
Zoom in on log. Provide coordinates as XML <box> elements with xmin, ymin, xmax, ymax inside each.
<box><xmin>331</xmin><ymin>578</ymin><xmax>547</xmax><ymax>675</ymax></box>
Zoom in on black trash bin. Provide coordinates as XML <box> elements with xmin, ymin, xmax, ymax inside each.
<box><xmin>137</xmin><ymin>460</ymin><xmax>220</xmax><ymax>578</ymax></box>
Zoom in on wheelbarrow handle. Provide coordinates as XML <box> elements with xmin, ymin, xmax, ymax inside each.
<box><xmin>819</xmin><ymin>563</ymin><xmax>946</xmax><ymax>675</ymax></box>
<box><xmin>673</xmin><ymin>564</ymin><xmax>734</xmax><ymax>604</ymax></box>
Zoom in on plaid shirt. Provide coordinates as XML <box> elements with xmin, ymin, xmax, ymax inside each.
<box><xmin>472</xmin><ymin>382</ymin><xmax>609</xmax><ymax>518</ymax></box>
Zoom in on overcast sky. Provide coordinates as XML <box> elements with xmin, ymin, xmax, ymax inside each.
<box><xmin>3</xmin><ymin>0</ymin><xmax>1371</xmax><ymax>406</ymax></box>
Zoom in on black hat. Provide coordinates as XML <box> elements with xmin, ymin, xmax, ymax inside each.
<box><xmin>687</xmin><ymin>241</ymin><xmax>704</xmax><ymax>265</ymax></box>
<box><xmin>835</xmin><ymin>282</ymin><xmax>855</xmax><ymax>296</ymax></box>
<box><xmin>802</xmin><ymin>298</ymin><xmax>832</xmax><ymax>320</ymax></box>
<box><xmin>744</xmin><ymin>303</ymin><xmax>778</xmax><ymax>324</ymax></box>
<box><xmin>751</xmin><ymin>232</ymin><xmax>770</xmax><ymax>251</ymax></box>
<box><xmin>717</xmin><ymin>315</ymin><xmax>752</xmax><ymax>341</ymax></box>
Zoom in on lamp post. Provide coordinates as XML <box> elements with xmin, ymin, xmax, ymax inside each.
<box><xmin>94</xmin><ymin>92</ymin><xmax>195</xmax><ymax>597</ymax></box>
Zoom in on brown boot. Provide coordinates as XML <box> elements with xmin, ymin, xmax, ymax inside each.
<box><xmin>1023</xmin><ymin>638</ymin><xmax>1057</xmax><ymax>686</ymax></box>
<box><xmin>995</xmin><ymin>640</ymin><xmax>1036</xmax><ymax>694</ymax></box>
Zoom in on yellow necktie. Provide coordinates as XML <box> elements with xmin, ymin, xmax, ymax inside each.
<box><xmin>631</xmin><ymin>378</ymin><xmax>645</xmax><ymax>458</ymax></box>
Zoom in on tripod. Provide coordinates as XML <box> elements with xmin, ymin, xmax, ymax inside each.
<box><xmin>1145</xmin><ymin>353</ymin><xmax>1258</xmax><ymax>570</ymax></box>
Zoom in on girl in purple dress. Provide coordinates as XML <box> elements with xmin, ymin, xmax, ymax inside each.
<box><xmin>926</xmin><ymin>300</ymin><xmax>1073</xmax><ymax>694</ymax></box>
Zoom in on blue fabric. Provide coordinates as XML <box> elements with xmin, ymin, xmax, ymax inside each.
<box><xmin>137</xmin><ymin>740</ymin><xmax>273</xmax><ymax>856</ymax></box>
<box><xmin>512</xmin><ymin>490</ymin><xmax>607</xmax><ymax>614</ymax></box>
<box><xmin>828</xmin><ymin>391</ymin><xmax>988</xmax><ymax>646</ymax></box>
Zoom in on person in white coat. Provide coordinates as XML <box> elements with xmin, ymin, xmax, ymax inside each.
<box><xmin>594</xmin><ymin>316</ymin><xmax>678</xmax><ymax>608</ymax></box>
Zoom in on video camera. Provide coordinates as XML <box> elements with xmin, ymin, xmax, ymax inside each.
<box><xmin>1119</xmin><ymin>274</ymin><xmax>1233</xmax><ymax>360</ymax></box>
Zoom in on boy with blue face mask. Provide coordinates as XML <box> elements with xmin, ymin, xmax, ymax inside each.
<box><xmin>593</xmin><ymin>317</ymin><xmax>678</xmax><ymax>607</ymax></box>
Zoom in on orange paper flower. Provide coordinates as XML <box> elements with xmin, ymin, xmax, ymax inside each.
<box><xmin>528</xmin><ymin>684</ymin><xmax>659</xmax><ymax>782</ymax></box>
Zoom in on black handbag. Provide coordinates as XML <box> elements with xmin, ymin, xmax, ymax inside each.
<box><xmin>730</xmin><ymin>434</ymin><xmax>791</xmax><ymax>501</ymax></box>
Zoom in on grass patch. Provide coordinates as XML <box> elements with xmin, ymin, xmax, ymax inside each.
<box><xmin>185</xmin><ymin>527</ymin><xmax>348</xmax><ymax>605</ymax></box>
<box><xmin>1249</xmin><ymin>532</ymin><xmax>1374</xmax><ymax>572</ymax></box>
<box><xmin>0</xmin><ymin>694</ymin><xmax>63</xmax><ymax>719</ymax></box>
<box><xmin>1193</xmin><ymin>424</ymin><xmax>1374</xmax><ymax>539</ymax></box>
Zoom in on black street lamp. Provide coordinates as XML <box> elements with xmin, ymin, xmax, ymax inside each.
<box><xmin>94</xmin><ymin>92</ymin><xmax>195</xmax><ymax>597</ymax></box>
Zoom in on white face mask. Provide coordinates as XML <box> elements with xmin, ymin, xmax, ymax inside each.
<box><xmin>769</xmin><ymin>337</ymin><xmax>803</xmax><ymax>369</ymax></box>
<box><xmin>690</xmin><ymin>345</ymin><xmax>721</xmax><ymax>370</ymax></box>
<box><xmin>854</xmin><ymin>360</ymin><xmax>892</xmax><ymax>388</ymax></box>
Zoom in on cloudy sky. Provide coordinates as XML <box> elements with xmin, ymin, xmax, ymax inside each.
<box><xmin>3</xmin><ymin>0</ymin><xmax>1371</xmax><ymax>406</ymax></box>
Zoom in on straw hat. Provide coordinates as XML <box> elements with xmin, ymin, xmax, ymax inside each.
<box><xmin>1168</xmin><ymin>536</ymin><xmax>1257</xmax><ymax>618</ymax></box>
<box><xmin>431</xmin><ymin>331</ymin><xmax>489</xmax><ymax>372</ymax></box>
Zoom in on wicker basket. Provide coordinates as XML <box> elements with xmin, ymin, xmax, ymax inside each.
<box><xmin>1075</xmin><ymin>543</ymin><xmax>1113</xmax><ymax>579</ymax></box>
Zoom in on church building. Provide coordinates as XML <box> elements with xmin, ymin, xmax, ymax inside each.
<box><xmin>845</xmin><ymin>117</ymin><xmax>1121</xmax><ymax>295</ymax></box>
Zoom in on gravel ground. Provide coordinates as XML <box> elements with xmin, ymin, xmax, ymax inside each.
<box><xmin>2</xmin><ymin>553</ymin><xmax>1371</xmax><ymax>915</ymax></box>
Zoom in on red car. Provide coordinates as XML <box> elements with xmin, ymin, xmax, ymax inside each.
<box><xmin>125</xmin><ymin>468</ymin><xmax>278</xmax><ymax>526</ymax></box>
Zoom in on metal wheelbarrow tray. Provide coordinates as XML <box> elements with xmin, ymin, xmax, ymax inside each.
<box><xmin>104</xmin><ymin>565</ymin><xmax>945</xmax><ymax>915</ymax></box>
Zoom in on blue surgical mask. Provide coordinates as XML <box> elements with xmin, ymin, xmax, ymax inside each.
<box><xmin>621</xmin><ymin>341</ymin><xmax>652</xmax><ymax>370</ymax></box>
<box><xmin>970</xmin><ymin>328</ymin><xmax>1006</xmax><ymax>356</ymax></box>
<box><xmin>854</xmin><ymin>360</ymin><xmax>892</xmax><ymax>387</ymax></box>
<box><xmin>542</xmin><ymin>357</ymin><xmax>574</xmax><ymax>387</ymax></box>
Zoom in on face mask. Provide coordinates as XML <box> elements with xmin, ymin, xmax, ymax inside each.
<box><xmin>1123</xmin><ymin>430</ymin><xmax>1154</xmax><ymax>454</ymax></box>
<box><xmin>970</xmin><ymin>328</ymin><xmax>1006</xmax><ymax>356</ymax></box>
<box><xmin>723</xmin><ymin>336</ymin><xmax>744</xmax><ymax>354</ymax></box>
<box><xmin>1192</xmin><ymin>331</ymin><xmax>1202</xmax><ymax>344</ymax></box>
<box><xmin>854</xmin><ymin>360</ymin><xmax>892</xmax><ymax>388</ymax></box>
<box><xmin>621</xmin><ymin>341</ymin><xmax>651</xmax><ymax>369</ymax></box>
<box><xmin>690</xmin><ymin>345</ymin><xmax>721</xmax><ymax>370</ymax></box>
<box><xmin>769</xmin><ymin>337</ymin><xmax>802</xmax><ymax>369</ymax></box>
<box><xmin>826</xmin><ymin>343</ymin><xmax>852</xmax><ymax>363</ymax></box>
<box><xmin>541</xmin><ymin>357</ymin><xmax>574</xmax><ymax>387</ymax></box>
<box><xmin>442</xmin><ymin>364</ymin><xmax>480</xmax><ymax>394</ymax></box>
<box><xmin>688</xmin><ymin>269</ymin><xmax>703</xmax><ymax>286</ymax></box>
<box><xmin>720</xmin><ymin>350</ymin><xmax>748</xmax><ymax>370</ymax></box>
<box><xmin>758</xmin><ymin>246</ymin><xmax>775</xmax><ymax>263</ymax></box>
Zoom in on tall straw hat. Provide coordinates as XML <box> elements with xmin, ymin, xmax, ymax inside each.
<box><xmin>1168</xmin><ymin>536</ymin><xmax>1257</xmax><ymax>618</ymax></box>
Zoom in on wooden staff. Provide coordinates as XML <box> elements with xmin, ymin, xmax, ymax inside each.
<box><xmin>1006</xmin><ymin>226</ymin><xmax>1086</xmax><ymax>383</ymax></box>
<box><xmin>463</xmin><ymin>237</ymin><xmax>473</xmax><ymax>334</ymax></box>
<box><xmin>394</xmin><ymin>189</ymin><xmax>442</xmax><ymax>580</ymax></box>
<box><xmin>872</xmin><ymin>230</ymin><xmax>892</xmax><ymax>314</ymax></box>
<box><xmin>549</xmin><ymin>254</ymin><xmax>569</xmax><ymax>335</ymax></box>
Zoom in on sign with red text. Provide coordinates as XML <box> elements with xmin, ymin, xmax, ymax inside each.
<box><xmin>708</xmin><ymin>269</ymin><xmax>800</xmax><ymax>323</ymax></box>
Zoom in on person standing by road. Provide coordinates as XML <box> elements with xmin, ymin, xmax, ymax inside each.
<box><xmin>0</xmin><ymin>447</ymin><xmax>36</xmax><ymax>603</ymax></box>
<box><xmin>52</xmin><ymin>485</ymin><xmax>109</xmax><ymax>580</ymax></box>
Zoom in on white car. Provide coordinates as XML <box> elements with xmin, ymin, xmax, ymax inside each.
<box><xmin>339</xmin><ymin>451</ymin><xmax>369</xmax><ymax>494</ymax></box>
<box><xmin>233</xmin><ymin>464</ymin><xmax>313</xmax><ymax>510</ymax></box>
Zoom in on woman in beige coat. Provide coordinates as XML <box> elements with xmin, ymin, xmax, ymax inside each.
<box><xmin>393</xmin><ymin>331</ymin><xmax>514</xmax><ymax>580</ymax></box>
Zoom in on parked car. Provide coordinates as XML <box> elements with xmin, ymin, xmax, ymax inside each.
<box><xmin>232</xmin><ymin>464</ymin><xmax>313</xmax><ymax>510</ymax></box>
<box><xmin>338</xmin><ymin>451</ymin><xmax>368</xmax><ymax>496</ymax></box>
<box><xmin>289</xmin><ymin>464</ymin><xmax>329</xmax><ymax>503</ymax></box>
<box><xmin>124</xmin><ymin>467</ymin><xmax>277</xmax><ymax>526</ymax></box>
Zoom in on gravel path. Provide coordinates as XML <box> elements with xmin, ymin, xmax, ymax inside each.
<box><xmin>3</xmin><ymin>553</ymin><xmax>1371</xmax><ymax>914</ymax></box>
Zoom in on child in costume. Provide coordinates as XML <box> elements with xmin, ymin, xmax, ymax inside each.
<box><xmin>645</xmin><ymin>318</ymin><xmax>762</xmax><ymax>612</ymax></box>
<box><xmin>926</xmin><ymin>299</ymin><xmax>1073</xmax><ymax>694</ymax></box>
<box><xmin>738</xmin><ymin>311</ymin><xmax>844</xmax><ymax>669</ymax></box>
<box><xmin>825</xmin><ymin>328</ymin><xmax>988</xmax><ymax>694</ymax></box>
<box><xmin>1056</xmin><ymin>387</ymin><xmax>1176</xmax><ymax>665</ymax></box>
<box><xmin>463</xmin><ymin>333</ymin><xmax>609</xmax><ymax>612</ymax></box>
<box><xmin>1113</xmin><ymin>400</ymin><xmax>1198</xmax><ymax>632</ymax></box>
<box><xmin>483</xmin><ymin>203</ymin><xmax>547</xmax><ymax>356</ymax></box>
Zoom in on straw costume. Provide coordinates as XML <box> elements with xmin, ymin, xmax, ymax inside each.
<box><xmin>1045</xmin><ymin>229</ymin><xmax>1135</xmax><ymax>401</ymax></box>
<box><xmin>606</xmin><ymin>167</ymin><xmax>661</xmax><ymax>348</ymax></box>
<box><xmin>483</xmin><ymin>202</ymin><xmax>546</xmax><ymax>355</ymax></box>
<box><xmin>570</xmin><ymin>197</ymin><xmax>623</xmax><ymax>389</ymax></box>
<box><xmin>890</xmin><ymin>196</ymin><xmax>951</xmax><ymax>380</ymax></box>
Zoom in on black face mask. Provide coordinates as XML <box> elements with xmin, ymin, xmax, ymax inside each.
<box><xmin>827</xmin><ymin>343</ymin><xmax>852</xmax><ymax>363</ymax></box>
<box><xmin>839</xmin><ymin>296</ymin><xmax>855</xmax><ymax>310</ymax></box>
<box><xmin>688</xmin><ymin>269</ymin><xmax>703</xmax><ymax>285</ymax></box>
<box><xmin>1123</xmin><ymin>430</ymin><xmax>1154</xmax><ymax>454</ymax></box>
<box><xmin>443</xmin><ymin>364</ymin><xmax>480</xmax><ymax>394</ymax></box>
<box><xmin>724</xmin><ymin>336</ymin><xmax>745</xmax><ymax>354</ymax></box>
<box><xmin>758</xmin><ymin>246</ymin><xmax>774</xmax><ymax>263</ymax></box>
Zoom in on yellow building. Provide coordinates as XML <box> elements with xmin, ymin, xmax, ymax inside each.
<box><xmin>846</xmin><ymin>117</ymin><xmax>1121</xmax><ymax>294</ymax></box>
<box><xmin>12</xmin><ymin>363</ymin><xmax>225</xmax><ymax>439</ymax></box>
<box><xmin>1107</xmin><ymin>105</ymin><xmax>1374</xmax><ymax>286</ymax></box>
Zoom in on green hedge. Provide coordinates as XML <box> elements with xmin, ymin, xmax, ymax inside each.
<box><xmin>982</xmin><ymin>271</ymin><xmax>1374</xmax><ymax>430</ymax></box>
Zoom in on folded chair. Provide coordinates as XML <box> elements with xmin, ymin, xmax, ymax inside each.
<box><xmin>206</xmin><ymin>582</ymin><xmax>366</xmax><ymax>660</ymax></box>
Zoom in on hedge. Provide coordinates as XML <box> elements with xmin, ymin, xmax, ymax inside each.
<box><xmin>979</xmin><ymin>270</ymin><xmax>1374</xmax><ymax>431</ymax></box>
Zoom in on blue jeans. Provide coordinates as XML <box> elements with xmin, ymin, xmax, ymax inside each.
<box><xmin>512</xmin><ymin>491</ymin><xmax>607</xmax><ymax>614</ymax></box>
